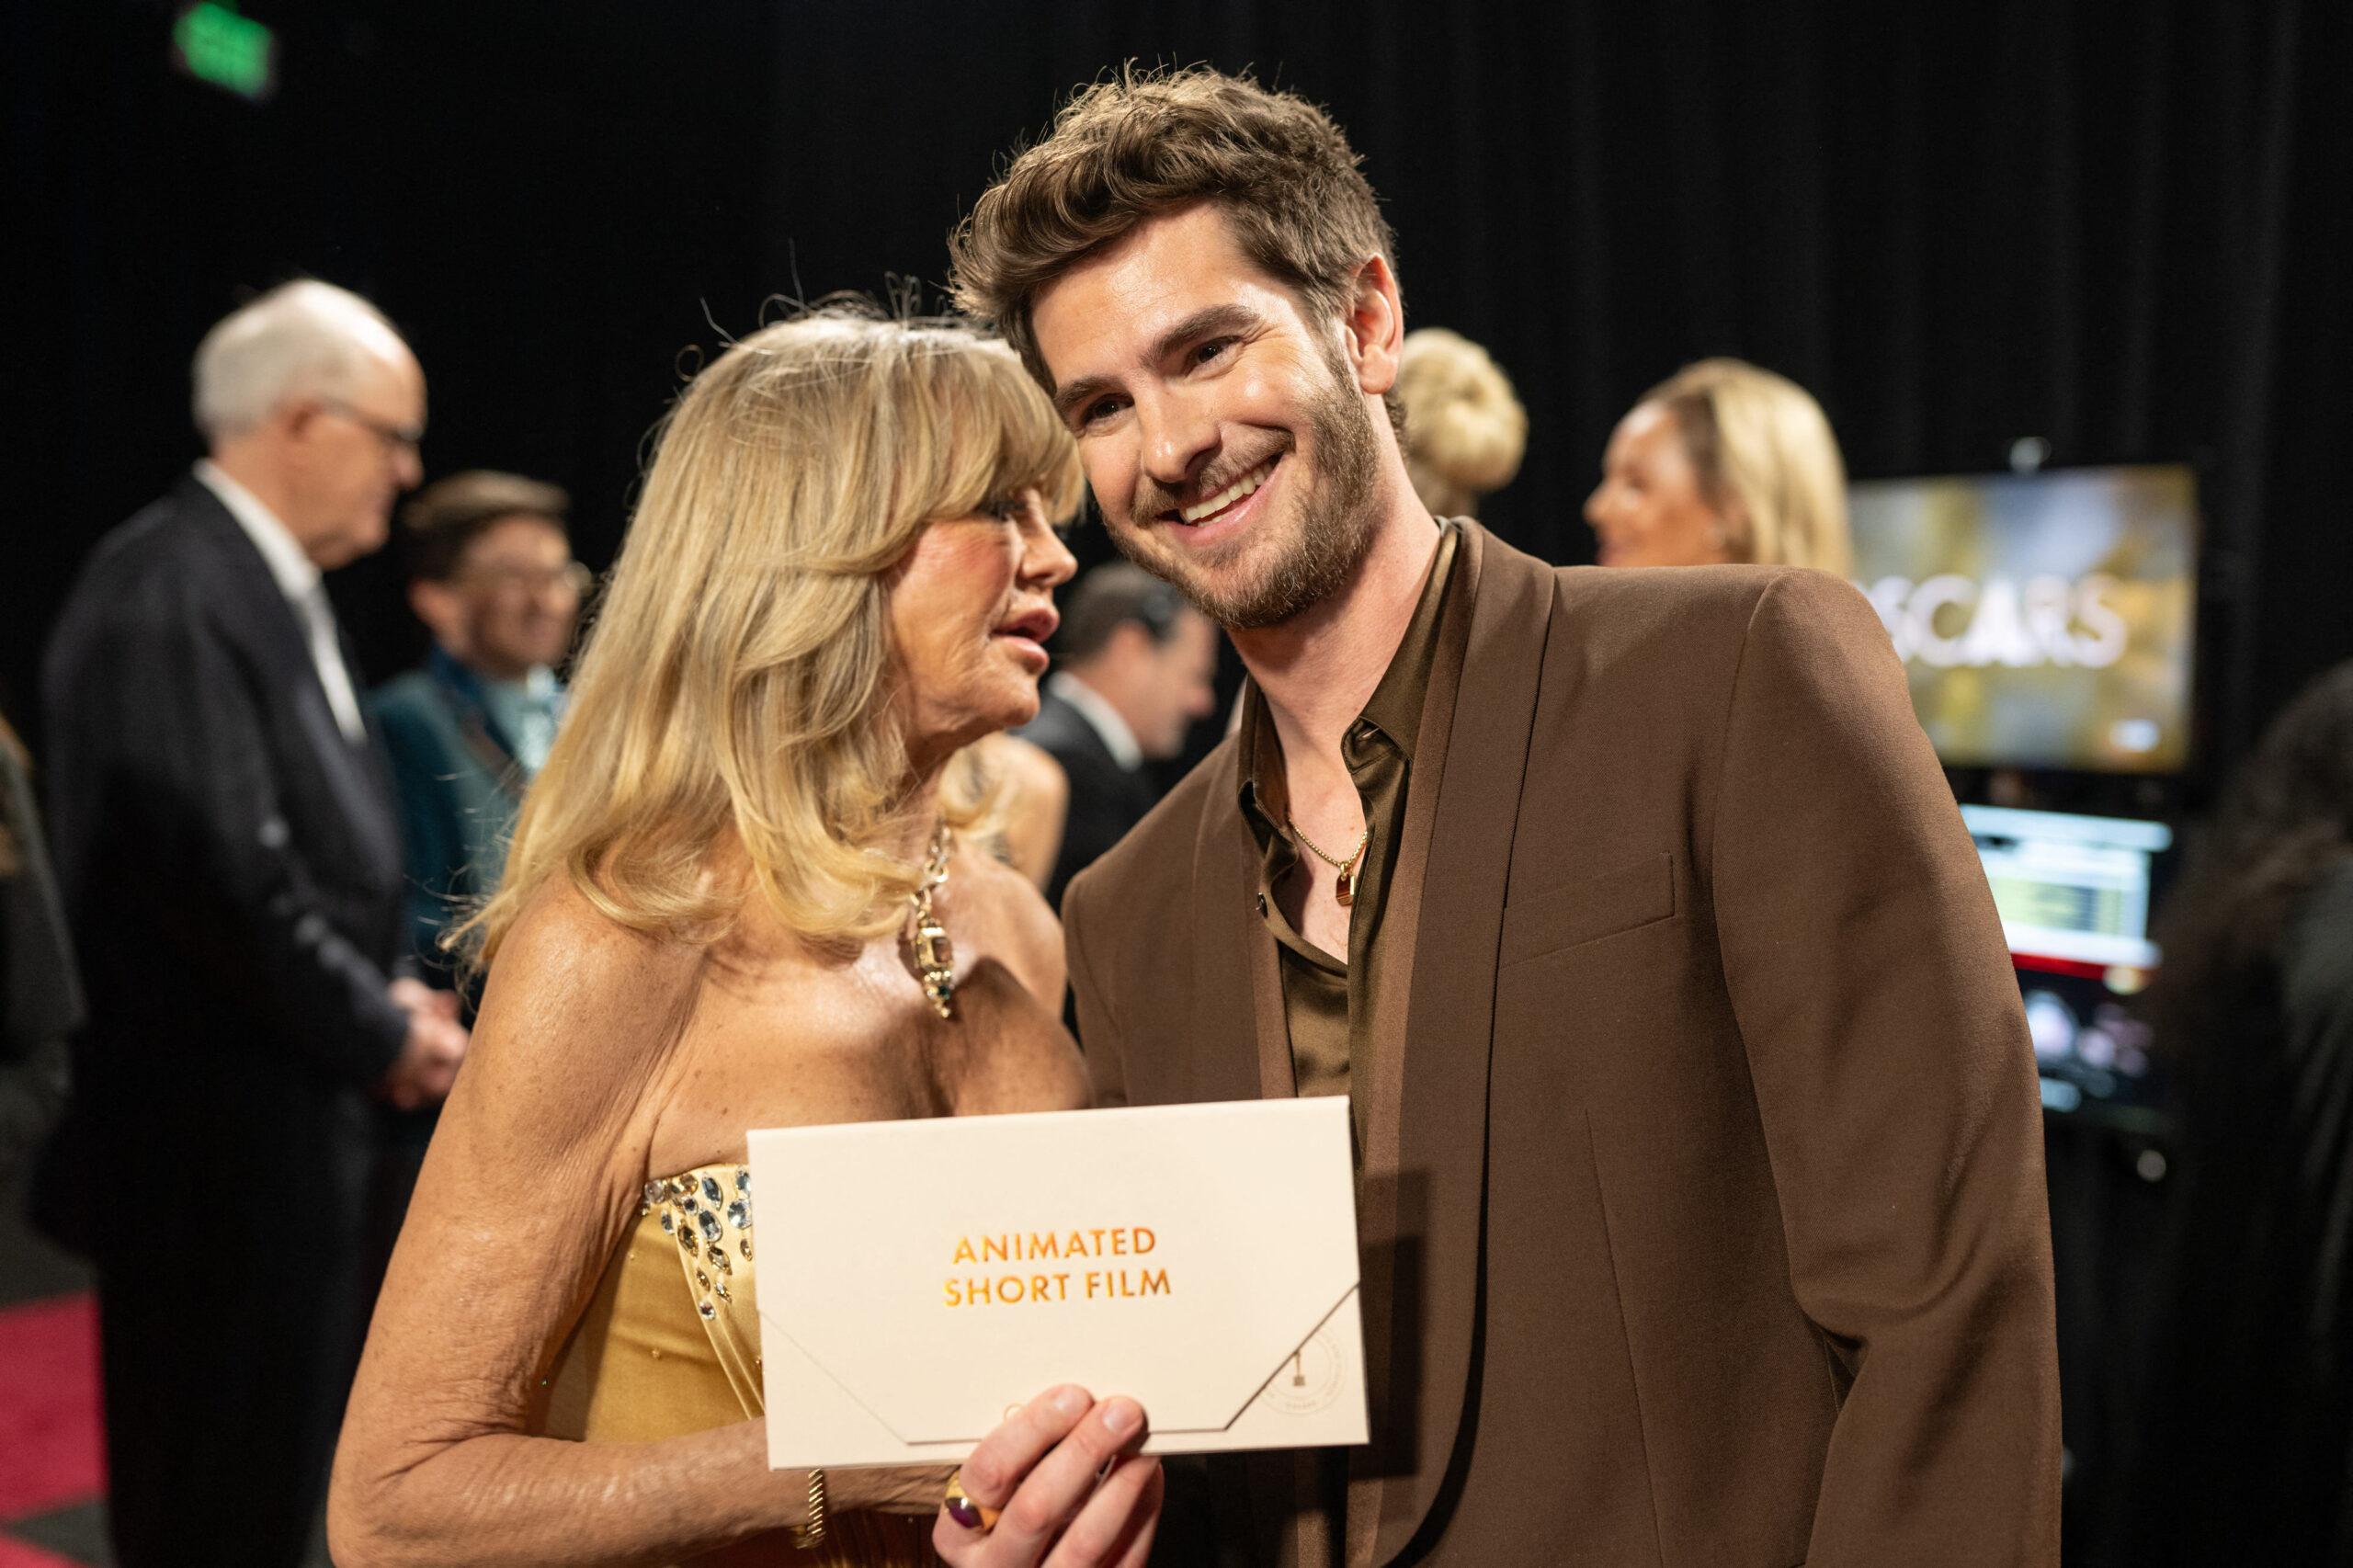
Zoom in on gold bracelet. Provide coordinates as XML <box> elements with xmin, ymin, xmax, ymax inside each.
<box><xmin>789</xmin><ymin>1466</ymin><xmax>827</xmax><ymax>1550</ymax></box>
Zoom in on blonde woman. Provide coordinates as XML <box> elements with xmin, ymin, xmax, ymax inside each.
<box><xmin>1584</xmin><ymin>357</ymin><xmax>1852</xmax><ymax>574</ymax></box>
<box><xmin>330</xmin><ymin>306</ymin><xmax>1163</xmax><ymax>1568</ymax></box>
<box><xmin>1395</xmin><ymin>326</ymin><xmax>1528</xmax><ymax>519</ymax></box>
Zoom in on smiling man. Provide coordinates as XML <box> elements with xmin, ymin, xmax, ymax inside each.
<box><xmin>951</xmin><ymin>68</ymin><xmax>2060</xmax><ymax>1568</ymax></box>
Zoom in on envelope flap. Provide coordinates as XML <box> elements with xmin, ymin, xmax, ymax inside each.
<box><xmin>751</xmin><ymin>1098</ymin><xmax>1358</xmax><ymax>1442</ymax></box>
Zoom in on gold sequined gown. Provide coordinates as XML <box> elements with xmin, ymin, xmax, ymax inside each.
<box><xmin>535</xmin><ymin>1164</ymin><xmax>939</xmax><ymax>1566</ymax></box>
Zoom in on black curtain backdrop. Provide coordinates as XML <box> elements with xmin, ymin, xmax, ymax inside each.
<box><xmin>6</xmin><ymin>2</ymin><xmax>2351</xmax><ymax>1557</ymax></box>
<box><xmin>6</xmin><ymin>0</ymin><xmax>2349</xmax><ymax>791</ymax></box>
<box><xmin>763</xmin><ymin>0</ymin><xmax>2353</xmax><ymax>801</ymax></box>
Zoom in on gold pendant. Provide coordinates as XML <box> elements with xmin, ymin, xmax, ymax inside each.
<box><xmin>911</xmin><ymin>912</ymin><xmax>955</xmax><ymax>1018</ymax></box>
<box><xmin>1284</xmin><ymin>812</ymin><xmax>1369</xmax><ymax>913</ymax></box>
<box><xmin>904</xmin><ymin>821</ymin><xmax>956</xmax><ymax>1019</ymax></box>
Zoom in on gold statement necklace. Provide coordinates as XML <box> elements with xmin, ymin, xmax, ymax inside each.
<box><xmin>904</xmin><ymin>821</ymin><xmax>956</xmax><ymax>1017</ymax></box>
<box><xmin>1287</xmin><ymin>812</ymin><xmax>1370</xmax><ymax>908</ymax></box>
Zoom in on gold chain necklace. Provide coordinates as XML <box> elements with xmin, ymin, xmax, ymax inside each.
<box><xmin>904</xmin><ymin>822</ymin><xmax>956</xmax><ymax>1017</ymax></box>
<box><xmin>1286</xmin><ymin>812</ymin><xmax>1370</xmax><ymax>908</ymax></box>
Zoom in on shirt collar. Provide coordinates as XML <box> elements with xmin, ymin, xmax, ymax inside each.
<box><xmin>1356</xmin><ymin>521</ymin><xmax>1460</xmax><ymax>764</ymax></box>
<box><xmin>1234</xmin><ymin>681</ymin><xmax>1288</xmax><ymax>844</ymax></box>
<box><xmin>1049</xmin><ymin>670</ymin><xmax>1144</xmax><ymax>772</ymax></box>
<box><xmin>194</xmin><ymin>460</ymin><xmax>320</xmax><ymax>602</ymax></box>
<box><xmin>1235</xmin><ymin>519</ymin><xmax>1461</xmax><ymax>829</ymax></box>
<box><xmin>483</xmin><ymin>664</ymin><xmax>563</xmax><ymax>720</ymax></box>
<box><xmin>432</xmin><ymin>644</ymin><xmax>561</xmax><ymax>706</ymax></box>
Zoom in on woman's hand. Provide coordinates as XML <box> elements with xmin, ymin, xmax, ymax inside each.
<box><xmin>932</xmin><ymin>1386</ymin><xmax>1162</xmax><ymax>1567</ymax></box>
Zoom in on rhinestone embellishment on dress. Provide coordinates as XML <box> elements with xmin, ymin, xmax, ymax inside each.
<box><xmin>644</xmin><ymin>1167</ymin><xmax>753</xmax><ymax>1330</ymax></box>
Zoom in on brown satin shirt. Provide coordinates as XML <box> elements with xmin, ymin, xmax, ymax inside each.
<box><xmin>1237</xmin><ymin>523</ymin><xmax>1461</xmax><ymax>1146</ymax></box>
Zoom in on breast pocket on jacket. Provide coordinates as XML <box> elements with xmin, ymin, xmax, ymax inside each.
<box><xmin>1499</xmin><ymin>851</ymin><xmax>1677</xmax><ymax>968</ymax></box>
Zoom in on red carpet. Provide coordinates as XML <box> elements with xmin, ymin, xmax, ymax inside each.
<box><xmin>0</xmin><ymin>1292</ymin><xmax>106</xmax><ymax>1522</ymax></box>
<box><xmin>0</xmin><ymin>1541</ymin><xmax>87</xmax><ymax>1568</ymax></box>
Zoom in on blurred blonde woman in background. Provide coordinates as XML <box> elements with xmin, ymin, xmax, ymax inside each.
<box><xmin>1395</xmin><ymin>326</ymin><xmax>1528</xmax><ymax>519</ymax></box>
<box><xmin>331</xmin><ymin>302</ymin><xmax>1164</xmax><ymax>1568</ymax></box>
<box><xmin>972</xmin><ymin>731</ymin><xmax>1069</xmax><ymax>892</ymax></box>
<box><xmin>1586</xmin><ymin>357</ymin><xmax>1852</xmax><ymax>574</ymax></box>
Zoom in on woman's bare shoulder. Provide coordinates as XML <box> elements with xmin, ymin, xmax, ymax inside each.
<box><xmin>472</xmin><ymin>878</ymin><xmax>707</xmax><ymax>1097</ymax></box>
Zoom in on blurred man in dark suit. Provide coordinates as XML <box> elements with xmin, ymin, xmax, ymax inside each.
<box><xmin>40</xmin><ymin>279</ymin><xmax>467</xmax><ymax>1568</ymax></box>
<box><xmin>1017</xmin><ymin>562</ymin><xmax>1218</xmax><ymax>908</ymax></box>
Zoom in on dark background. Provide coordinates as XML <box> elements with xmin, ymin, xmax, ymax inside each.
<box><xmin>6</xmin><ymin>2</ymin><xmax>2350</xmax><ymax>1559</ymax></box>
<box><xmin>7</xmin><ymin>0</ymin><xmax>2349</xmax><ymax>795</ymax></box>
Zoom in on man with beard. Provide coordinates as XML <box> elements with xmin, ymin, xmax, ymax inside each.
<box><xmin>949</xmin><ymin>68</ymin><xmax>2059</xmax><ymax>1568</ymax></box>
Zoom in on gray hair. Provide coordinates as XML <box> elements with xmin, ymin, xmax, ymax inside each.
<box><xmin>190</xmin><ymin>280</ymin><xmax>410</xmax><ymax>441</ymax></box>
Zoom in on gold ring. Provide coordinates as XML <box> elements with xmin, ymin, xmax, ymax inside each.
<box><xmin>943</xmin><ymin>1470</ymin><xmax>1000</xmax><ymax>1533</ymax></box>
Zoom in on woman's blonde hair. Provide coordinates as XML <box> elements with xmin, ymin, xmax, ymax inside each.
<box><xmin>1396</xmin><ymin>327</ymin><xmax>1528</xmax><ymax>518</ymax></box>
<box><xmin>471</xmin><ymin>302</ymin><xmax>1082</xmax><ymax>967</ymax></box>
<box><xmin>1641</xmin><ymin>358</ymin><xmax>1852</xmax><ymax>574</ymax></box>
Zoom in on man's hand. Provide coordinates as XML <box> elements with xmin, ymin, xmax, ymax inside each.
<box><xmin>381</xmin><ymin>978</ymin><xmax>467</xmax><ymax>1109</ymax></box>
<box><xmin>933</xmin><ymin>1386</ymin><xmax>1160</xmax><ymax>1568</ymax></box>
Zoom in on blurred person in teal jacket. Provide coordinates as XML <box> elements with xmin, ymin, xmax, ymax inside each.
<box><xmin>371</xmin><ymin>469</ymin><xmax>585</xmax><ymax>994</ymax></box>
<box><xmin>368</xmin><ymin>470</ymin><xmax>583</xmax><ymax>1248</ymax></box>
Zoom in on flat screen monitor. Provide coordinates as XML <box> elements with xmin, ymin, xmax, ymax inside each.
<box><xmin>1961</xmin><ymin>804</ymin><xmax>2172</xmax><ymax>1119</ymax></box>
<box><xmin>1848</xmin><ymin>465</ymin><xmax>2199</xmax><ymax>774</ymax></box>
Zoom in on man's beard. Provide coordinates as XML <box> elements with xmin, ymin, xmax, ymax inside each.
<box><xmin>1107</xmin><ymin>347</ymin><xmax>1384</xmax><ymax>631</ymax></box>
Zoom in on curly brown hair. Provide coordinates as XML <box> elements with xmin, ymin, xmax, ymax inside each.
<box><xmin>948</xmin><ymin>65</ymin><xmax>1398</xmax><ymax>395</ymax></box>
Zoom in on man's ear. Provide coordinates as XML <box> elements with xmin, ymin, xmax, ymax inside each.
<box><xmin>1105</xmin><ymin>619</ymin><xmax>1159</xmax><ymax>670</ymax></box>
<box><xmin>1339</xmin><ymin>255</ymin><xmax>1405</xmax><ymax>399</ymax></box>
<box><xmin>408</xmin><ymin>578</ymin><xmax>466</xmax><ymax>654</ymax></box>
<box><xmin>270</xmin><ymin>399</ymin><xmax>322</xmax><ymax>458</ymax></box>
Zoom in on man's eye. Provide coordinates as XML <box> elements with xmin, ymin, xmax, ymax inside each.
<box><xmin>1191</xmin><ymin>337</ymin><xmax>1237</xmax><ymax>368</ymax></box>
<box><xmin>1079</xmin><ymin>396</ymin><xmax>1125</xmax><ymax>428</ymax></box>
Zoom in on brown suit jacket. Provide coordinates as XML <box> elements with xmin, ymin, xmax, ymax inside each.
<box><xmin>1063</xmin><ymin>525</ymin><xmax>2061</xmax><ymax>1567</ymax></box>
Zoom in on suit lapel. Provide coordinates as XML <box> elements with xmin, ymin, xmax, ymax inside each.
<box><xmin>1186</xmin><ymin>740</ymin><xmax>1286</xmax><ymax>1107</ymax></box>
<box><xmin>428</xmin><ymin>651</ymin><xmax>528</xmax><ymax>793</ymax></box>
<box><xmin>188</xmin><ymin>490</ymin><xmax>403</xmax><ymax>882</ymax></box>
<box><xmin>298</xmin><ymin>610</ymin><xmax>402</xmax><ymax>881</ymax></box>
<box><xmin>1354</xmin><ymin>524</ymin><xmax>1557</xmax><ymax>1563</ymax></box>
<box><xmin>1177</xmin><ymin>733</ymin><xmax>1306</xmax><ymax>1556</ymax></box>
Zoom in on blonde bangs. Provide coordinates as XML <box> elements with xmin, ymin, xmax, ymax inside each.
<box><xmin>892</xmin><ymin>325</ymin><xmax>1086</xmax><ymax>528</ymax></box>
<box><xmin>466</xmin><ymin>302</ymin><xmax>1080</xmax><ymax>970</ymax></box>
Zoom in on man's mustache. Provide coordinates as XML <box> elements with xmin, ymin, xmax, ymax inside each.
<box><xmin>1121</xmin><ymin>444</ymin><xmax>1290</xmax><ymax>524</ymax></box>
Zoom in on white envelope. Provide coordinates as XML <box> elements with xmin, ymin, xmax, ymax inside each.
<box><xmin>751</xmin><ymin>1096</ymin><xmax>1367</xmax><ymax>1469</ymax></box>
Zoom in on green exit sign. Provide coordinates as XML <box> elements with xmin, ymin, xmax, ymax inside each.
<box><xmin>173</xmin><ymin>3</ymin><xmax>278</xmax><ymax>103</ymax></box>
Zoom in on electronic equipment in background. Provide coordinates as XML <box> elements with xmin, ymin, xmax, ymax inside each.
<box><xmin>1961</xmin><ymin>804</ymin><xmax>2174</xmax><ymax>1127</ymax></box>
